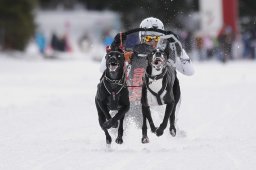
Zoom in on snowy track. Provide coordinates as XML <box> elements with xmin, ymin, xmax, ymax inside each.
<box><xmin>0</xmin><ymin>55</ymin><xmax>256</xmax><ymax>170</ymax></box>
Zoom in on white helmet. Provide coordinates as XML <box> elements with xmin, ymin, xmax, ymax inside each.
<box><xmin>139</xmin><ymin>17</ymin><xmax>164</xmax><ymax>41</ymax></box>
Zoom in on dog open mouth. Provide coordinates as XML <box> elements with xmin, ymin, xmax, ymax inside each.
<box><xmin>153</xmin><ymin>58</ymin><xmax>162</xmax><ymax>65</ymax></box>
<box><xmin>152</xmin><ymin>57</ymin><xmax>165</xmax><ymax>70</ymax></box>
<box><xmin>108</xmin><ymin>62</ymin><xmax>119</xmax><ymax>72</ymax></box>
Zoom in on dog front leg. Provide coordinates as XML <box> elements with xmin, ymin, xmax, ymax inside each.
<box><xmin>97</xmin><ymin>100</ymin><xmax>111</xmax><ymax>119</ymax></box>
<box><xmin>96</xmin><ymin>99</ymin><xmax>113</xmax><ymax>126</ymax></box>
<box><xmin>103</xmin><ymin>104</ymin><xmax>130</xmax><ymax>129</ymax></box>
<box><xmin>112</xmin><ymin>104</ymin><xmax>129</xmax><ymax>123</ymax></box>
<box><xmin>156</xmin><ymin>102</ymin><xmax>175</xmax><ymax>136</ymax></box>
<box><xmin>142</xmin><ymin>105</ymin><xmax>157</xmax><ymax>133</ymax></box>
<box><xmin>95</xmin><ymin>99</ymin><xmax>107</xmax><ymax>127</ymax></box>
<box><xmin>95</xmin><ymin>99</ymin><xmax>112</xmax><ymax>144</ymax></box>
<box><xmin>103</xmin><ymin>129</ymin><xmax>112</xmax><ymax>144</ymax></box>
<box><xmin>169</xmin><ymin>99</ymin><xmax>178</xmax><ymax>137</ymax></box>
<box><xmin>115</xmin><ymin>115</ymin><xmax>124</xmax><ymax>144</ymax></box>
<box><xmin>141</xmin><ymin>111</ymin><xmax>149</xmax><ymax>143</ymax></box>
<box><xmin>169</xmin><ymin>76</ymin><xmax>180</xmax><ymax>137</ymax></box>
<box><xmin>169</xmin><ymin>107</ymin><xmax>177</xmax><ymax>137</ymax></box>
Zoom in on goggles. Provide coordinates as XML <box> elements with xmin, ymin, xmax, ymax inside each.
<box><xmin>142</xmin><ymin>35</ymin><xmax>160</xmax><ymax>42</ymax></box>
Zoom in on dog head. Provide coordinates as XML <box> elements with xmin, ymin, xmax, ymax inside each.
<box><xmin>105</xmin><ymin>50</ymin><xmax>125</xmax><ymax>73</ymax></box>
<box><xmin>148</xmin><ymin>48</ymin><xmax>167</xmax><ymax>71</ymax></box>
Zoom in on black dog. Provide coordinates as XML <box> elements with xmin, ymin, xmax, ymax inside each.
<box><xmin>141</xmin><ymin>48</ymin><xmax>180</xmax><ymax>143</ymax></box>
<box><xmin>95</xmin><ymin>50</ymin><xmax>130</xmax><ymax>144</ymax></box>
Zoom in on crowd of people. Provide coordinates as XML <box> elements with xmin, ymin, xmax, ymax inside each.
<box><xmin>33</xmin><ymin>22</ymin><xmax>256</xmax><ymax>62</ymax></box>
<box><xmin>180</xmin><ymin>25</ymin><xmax>256</xmax><ymax>63</ymax></box>
<box><xmin>34</xmin><ymin>31</ymin><xmax>72</xmax><ymax>58</ymax></box>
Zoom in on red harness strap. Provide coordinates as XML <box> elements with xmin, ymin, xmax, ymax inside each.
<box><xmin>119</xmin><ymin>32</ymin><xmax>124</xmax><ymax>51</ymax></box>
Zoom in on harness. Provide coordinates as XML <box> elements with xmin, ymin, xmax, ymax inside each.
<box><xmin>145</xmin><ymin>68</ymin><xmax>167</xmax><ymax>84</ymax></box>
<box><xmin>144</xmin><ymin>68</ymin><xmax>168</xmax><ymax>105</ymax></box>
<box><xmin>102</xmin><ymin>71</ymin><xmax>126</xmax><ymax>102</ymax></box>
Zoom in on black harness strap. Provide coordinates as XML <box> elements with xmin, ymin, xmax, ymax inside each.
<box><xmin>145</xmin><ymin>73</ymin><xmax>168</xmax><ymax>105</ymax></box>
<box><xmin>145</xmin><ymin>68</ymin><xmax>167</xmax><ymax>82</ymax></box>
<box><xmin>102</xmin><ymin>72</ymin><xmax>126</xmax><ymax>101</ymax></box>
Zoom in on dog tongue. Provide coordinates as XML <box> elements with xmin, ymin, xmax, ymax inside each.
<box><xmin>109</xmin><ymin>65</ymin><xmax>118</xmax><ymax>72</ymax></box>
<box><xmin>154</xmin><ymin>59</ymin><xmax>163</xmax><ymax>66</ymax></box>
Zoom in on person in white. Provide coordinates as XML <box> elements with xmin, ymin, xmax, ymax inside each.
<box><xmin>100</xmin><ymin>17</ymin><xmax>194</xmax><ymax>76</ymax></box>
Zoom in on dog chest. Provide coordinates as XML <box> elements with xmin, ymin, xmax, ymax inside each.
<box><xmin>146</xmin><ymin>78</ymin><xmax>167</xmax><ymax>106</ymax></box>
<box><xmin>107</xmin><ymin>93</ymin><xmax>121</xmax><ymax>110</ymax></box>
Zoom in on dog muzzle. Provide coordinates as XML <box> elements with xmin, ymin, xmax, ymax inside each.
<box><xmin>151</xmin><ymin>55</ymin><xmax>166</xmax><ymax>71</ymax></box>
<box><xmin>108</xmin><ymin>61</ymin><xmax>119</xmax><ymax>72</ymax></box>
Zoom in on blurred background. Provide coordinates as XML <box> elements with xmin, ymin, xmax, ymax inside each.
<box><xmin>0</xmin><ymin>0</ymin><xmax>255</xmax><ymax>62</ymax></box>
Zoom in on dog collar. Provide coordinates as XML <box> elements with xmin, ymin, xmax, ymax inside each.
<box><xmin>145</xmin><ymin>68</ymin><xmax>167</xmax><ymax>81</ymax></box>
<box><xmin>104</xmin><ymin>72</ymin><xmax>125</xmax><ymax>85</ymax></box>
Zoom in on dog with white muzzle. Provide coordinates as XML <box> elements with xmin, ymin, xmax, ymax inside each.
<box><xmin>141</xmin><ymin>48</ymin><xmax>180</xmax><ymax>143</ymax></box>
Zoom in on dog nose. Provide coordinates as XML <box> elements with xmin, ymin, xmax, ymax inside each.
<box><xmin>155</xmin><ymin>51</ymin><xmax>162</xmax><ymax>57</ymax></box>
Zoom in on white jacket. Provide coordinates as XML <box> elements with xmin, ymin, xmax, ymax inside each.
<box><xmin>168</xmin><ymin>49</ymin><xmax>195</xmax><ymax>76</ymax></box>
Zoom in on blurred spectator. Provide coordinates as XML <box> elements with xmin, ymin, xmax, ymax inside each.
<box><xmin>50</xmin><ymin>32</ymin><xmax>68</xmax><ymax>52</ymax></box>
<box><xmin>35</xmin><ymin>31</ymin><xmax>46</xmax><ymax>55</ymax></box>
<box><xmin>79</xmin><ymin>32</ymin><xmax>91</xmax><ymax>52</ymax></box>
<box><xmin>103</xmin><ymin>31</ymin><xmax>114</xmax><ymax>46</ymax></box>
<box><xmin>217</xmin><ymin>25</ymin><xmax>235</xmax><ymax>63</ymax></box>
<box><xmin>50</xmin><ymin>33</ymin><xmax>59</xmax><ymax>51</ymax></box>
<box><xmin>184</xmin><ymin>31</ymin><xmax>193</xmax><ymax>54</ymax></box>
<box><xmin>204</xmin><ymin>35</ymin><xmax>214</xmax><ymax>59</ymax></box>
<box><xmin>195</xmin><ymin>35</ymin><xmax>206</xmax><ymax>61</ymax></box>
<box><xmin>251</xmin><ymin>28</ymin><xmax>256</xmax><ymax>59</ymax></box>
<box><xmin>232</xmin><ymin>33</ymin><xmax>243</xmax><ymax>60</ymax></box>
<box><xmin>242</xmin><ymin>30</ymin><xmax>252</xmax><ymax>59</ymax></box>
<box><xmin>63</xmin><ymin>33</ymin><xmax>72</xmax><ymax>52</ymax></box>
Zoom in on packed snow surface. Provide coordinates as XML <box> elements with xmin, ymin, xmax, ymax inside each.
<box><xmin>0</xmin><ymin>54</ymin><xmax>256</xmax><ymax>170</ymax></box>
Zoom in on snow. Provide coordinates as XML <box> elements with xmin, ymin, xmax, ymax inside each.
<box><xmin>0</xmin><ymin>53</ymin><xmax>256</xmax><ymax>170</ymax></box>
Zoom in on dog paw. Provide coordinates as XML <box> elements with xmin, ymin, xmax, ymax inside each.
<box><xmin>169</xmin><ymin>126</ymin><xmax>176</xmax><ymax>137</ymax></box>
<box><xmin>103</xmin><ymin>119</ymin><xmax>113</xmax><ymax>129</ymax></box>
<box><xmin>156</xmin><ymin>128</ymin><xmax>164</xmax><ymax>136</ymax></box>
<box><xmin>151</xmin><ymin>126</ymin><xmax>157</xmax><ymax>133</ymax></box>
<box><xmin>141</xmin><ymin>136</ymin><xmax>149</xmax><ymax>144</ymax></box>
<box><xmin>112</xmin><ymin>121</ymin><xmax>118</xmax><ymax>128</ymax></box>
<box><xmin>106</xmin><ymin>136</ymin><xmax>112</xmax><ymax>144</ymax></box>
<box><xmin>115</xmin><ymin>137</ymin><xmax>123</xmax><ymax>144</ymax></box>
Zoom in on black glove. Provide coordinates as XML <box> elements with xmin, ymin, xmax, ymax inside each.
<box><xmin>175</xmin><ymin>42</ymin><xmax>182</xmax><ymax>57</ymax></box>
<box><xmin>167</xmin><ymin>42</ymin><xmax>182</xmax><ymax>59</ymax></box>
<box><xmin>111</xmin><ymin>32</ymin><xmax>127</xmax><ymax>50</ymax></box>
<box><xmin>164</xmin><ymin>30</ymin><xmax>179</xmax><ymax>43</ymax></box>
<box><xmin>164</xmin><ymin>32</ymin><xmax>182</xmax><ymax>57</ymax></box>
